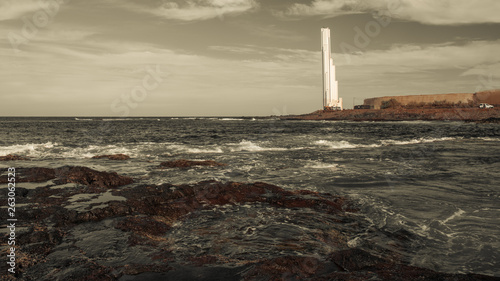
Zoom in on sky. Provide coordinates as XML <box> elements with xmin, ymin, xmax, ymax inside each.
<box><xmin>1</xmin><ymin>0</ymin><xmax>499</xmax><ymax>116</ymax></box>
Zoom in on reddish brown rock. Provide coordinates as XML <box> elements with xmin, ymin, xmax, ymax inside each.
<box><xmin>0</xmin><ymin>154</ymin><xmax>30</xmax><ymax>161</ymax></box>
<box><xmin>54</xmin><ymin>166</ymin><xmax>133</xmax><ymax>188</ymax></box>
<box><xmin>8</xmin><ymin>177</ymin><xmax>499</xmax><ymax>281</ymax></box>
<box><xmin>328</xmin><ymin>248</ymin><xmax>386</xmax><ymax>271</ymax></box>
<box><xmin>323</xmin><ymin>248</ymin><xmax>500</xmax><ymax>281</ymax></box>
<box><xmin>282</xmin><ymin>107</ymin><xmax>500</xmax><ymax>122</ymax></box>
<box><xmin>245</xmin><ymin>256</ymin><xmax>323</xmax><ymax>280</ymax></box>
<box><xmin>122</xmin><ymin>264</ymin><xmax>173</xmax><ymax>276</ymax></box>
<box><xmin>115</xmin><ymin>216</ymin><xmax>171</xmax><ymax>236</ymax></box>
<box><xmin>43</xmin><ymin>181</ymin><xmax>345</xmax><ymax>228</ymax></box>
<box><xmin>0</xmin><ymin>166</ymin><xmax>133</xmax><ymax>188</ymax></box>
<box><xmin>159</xmin><ymin>159</ymin><xmax>226</xmax><ymax>168</ymax></box>
<box><xmin>0</xmin><ymin>167</ymin><xmax>56</xmax><ymax>184</ymax></box>
<box><xmin>244</xmin><ymin>251</ymin><xmax>500</xmax><ymax>281</ymax></box>
<box><xmin>188</xmin><ymin>255</ymin><xmax>219</xmax><ymax>266</ymax></box>
<box><xmin>92</xmin><ymin>154</ymin><xmax>130</xmax><ymax>160</ymax></box>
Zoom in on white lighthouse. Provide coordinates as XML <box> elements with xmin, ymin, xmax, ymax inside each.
<box><xmin>321</xmin><ymin>28</ymin><xmax>342</xmax><ymax>110</ymax></box>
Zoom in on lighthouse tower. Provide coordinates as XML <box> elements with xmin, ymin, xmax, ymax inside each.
<box><xmin>321</xmin><ymin>28</ymin><xmax>342</xmax><ymax>110</ymax></box>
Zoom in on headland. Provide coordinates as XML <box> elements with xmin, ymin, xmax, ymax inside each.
<box><xmin>281</xmin><ymin>90</ymin><xmax>500</xmax><ymax>122</ymax></box>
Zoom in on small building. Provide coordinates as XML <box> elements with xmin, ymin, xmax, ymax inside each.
<box><xmin>354</xmin><ymin>104</ymin><xmax>372</xmax><ymax>110</ymax></box>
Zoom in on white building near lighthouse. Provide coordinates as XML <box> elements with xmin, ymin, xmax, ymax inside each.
<box><xmin>321</xmin><ymin>28</ymin><xmax>342</xmax><ymax>110</ymax></box>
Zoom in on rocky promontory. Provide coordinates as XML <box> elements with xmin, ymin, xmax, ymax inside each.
<box><xmin>281</xmin><ymin>108</ymin><xmax>500</xmax><ymax>122</ymax></box>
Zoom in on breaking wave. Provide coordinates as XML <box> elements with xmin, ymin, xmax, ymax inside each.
<box><xmin>0</xmin><ymin>142</ymin><xmax>58</xmax><ymax>156</ymax></box>
<box><xmin>314</xmin><ymin>137</ymin><xmax>459</xmax><ymax>150</ymax></box>
<box><xmin>314</xmin><ymin>140</ymin><xmax>379</xmax><ymax>149</ymax></box>
<box><xmin>219</xmin><ymin>118</ymin><xmax>245</xmax><ymax>121</ymax></box>
<box><xmin>228</xmin><ymin>140</ymin><xmax>289</xmax><ymax>152</ymax></box>
<box><xmin>0</xmin><ymin>140</ymin><xmax>290</xmax><ymax>159</ymax></box>
<box><xmin>380</xmin><ymin>137</ymin><xmax>457</xmax><ymax>146</ymax></box>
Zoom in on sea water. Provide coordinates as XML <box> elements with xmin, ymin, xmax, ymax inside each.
<box><xmin>0</xmin><ymin>117</ymin><xmax>499</xmax><ymax>276</ymax></box>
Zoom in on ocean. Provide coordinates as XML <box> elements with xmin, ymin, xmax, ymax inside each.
<box><xmin>1</xmin><ymin>117</ymin><xmax>499</xmax><ymax>278</ymax></box>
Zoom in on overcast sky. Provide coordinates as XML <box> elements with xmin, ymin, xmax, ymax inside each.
<box><xmin>1</xmin><ymin>0</ymin><xmax>499</xmax><ymax>116</ymax></box>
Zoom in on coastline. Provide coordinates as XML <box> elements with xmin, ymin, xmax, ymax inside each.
<box><xmin>279</xmin><ymin>108</ymin><xmax>500</xmax><ymax>122</ymax></box>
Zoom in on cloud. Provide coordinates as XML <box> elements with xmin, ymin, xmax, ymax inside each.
<box><xmin>209</xmin><ymin>45</ymin><xmax>267</xmax><ymax>55</ymax></box>
<box><xmin>0</xmin><ymin>0</ymin><xmax>66</xmax><ymax>21</ymax></box>
<box><xmin>138</xmin><ymin>0</ymin><xmax>259</xmax><ymax>21</ymax></box>
<box><xmin>332</xmin><ymin>40</ymin><xmax>500</xmax><ymax>100</ymax></box>
<box><xmin>0</xmin><ymin>0</ymin><xmax>41</xmax><ymax>21</ymax></box>
<box><xmin>337</xmin><ymin>40</ymin><xmax>500</xmax><ymax>73</ymax></box>
<box><xmin>0</xmin><ymin>34</ymin><xmax>321</xmax><ymax>116</ymax></box>
<box><xmin>283</xmin><ymin>0</ymin><xmax>500</xmax><ymax>25</ymax></box>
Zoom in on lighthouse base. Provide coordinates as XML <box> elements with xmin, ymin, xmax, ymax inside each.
<box><xmin>324</xmin><ymin>98</ymin><xmax>343</xmax><ymax>111</ymax></box>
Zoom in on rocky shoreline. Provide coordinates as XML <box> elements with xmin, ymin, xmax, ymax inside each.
<box><xmin>280</xmin><ymin>108</ymin><xmax>500</xmax><ymax>122</ymax></box>
<box><xmin>1</xmin><ymin>162</ymin><xmax>499</xmax><ymax>280</ymax></box>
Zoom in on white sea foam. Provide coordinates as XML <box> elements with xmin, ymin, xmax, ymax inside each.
<box><xmin>381</xmin><ymin>137</ymin><xmax>456</xmax><ymax>146</ymax></box>
<box><xmin>0</xmin><ymin>142</ymin><xmax>57</xmax><ymax>156</ymax></box>
<box><xmin>102</xmin><ymin>118</ymin><xmax>141</xmax><ymax>121</ymax></box>
<box><xmin>64</xmin><ymin>143</ymin><xmax>224</xmax><ymax>158</ymax></box>
<box><xmin>167</xmin><ymin>144</ymin><xmax>223</xmax><ymax>154</ymax></box>
<box><xmin>475</xmin><ymin>137</ymin><xmax>500</xmax><ymax>142</ymax></box>
<box><xmin>441</xmin><ymin>209</ymin><xmax>466</xmax><ymax>225</ymax></box>
<box><xmin>220</xmin><ymin>118</ymin><xmax>245</xmax><ymax>121</ymax></box>
<box><xmin>185</xmin><ymin>147</ymin><xmax>224</xmax><ymax>154</ymax></box>
<box><xmin>315</xmin><ymin>140</ymin><xmax>357</xmax><ymax>149</ymax></box>
<box><xmin>314</xmin><ymin>137</ymin><xmax>457</xmax><ymax>150</ymax></box>
<box><xmin>304</xmin><ymin>161</ymin><xmax>339</xmax><ymax>170</ymax></box>
<box><xmin>229</xmin><ymin>140</ymin><xmax>288</xmax><ymax>152</ymax></box>
<box><xmin>0</xmin><ymin>142</ymin><xmax>141</xmax><ymax>159</ymax></box>
<box><xmin>347</xmin><ymin>237</ymin><xmax>362</xmax><ymax>248</ymax></box>
<box><xmin>314</xmin><ymin>140</ymin><xmax>379</xmax><ymax>149</ymax></box>
<box><xmin>45</xmin><ymin>144</ymin><xmax>132</xmax><ymax>159</ymax></box>
<box><xmin>0</xmin><ymin>136</ymin><xmax>463</xmax><ymax>160</ymax></box>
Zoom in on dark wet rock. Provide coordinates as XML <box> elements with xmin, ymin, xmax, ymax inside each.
<box><xmin>27</xmin><ymin>261</ymin><xmax>115</xmax><ymax>281</ymax></box>
<box><xmin>0</xmin><ymin>166</ymin><xmax>133</xmax><ymax>188</ymax></box>
<box><xmin>321</xmin><ymin>248</ymin><xmax>500</xmax><ymax>281</ymax></box>
<box><xmin>53</xmin><ymin>166</ymin><xmax>134</xmax><ymax>188</ymax></box>
<box><xmin>43</xmin><ymin>181</ymin><xmax>346</xmax><ymax>229</ymax></box>
<box><xmin>244</xmin><ymin>256</ymin><xmax>326</xmax><ymax>280</ymax></box>
<box><xmin>0</xmin><ymin>167</ymin><xmax>55</xmax><ymax>184</ymax></box>
<box><xmin>328</xmin><ymin>248</ymin><xmax>386</xmax><ymax>271</ymax></box>
<box><xmin>243</xmin><ymin>251</ymin><xmax>500</xmax><ymax>281</ymax></box>
<box><xmin>159</xmin><ymin>159</ymin><xmax>226</xmax><ymax>168</ymax></box>
<box><xmin>187</xmin><ymin>255</ymin><xmax>219</xmax><ymax>266</ymax></box>
<box><xmin>92</xmin><ymin>154</ymin><xmax>131</xmax><ymax>160</ymax></box>
<box><xmin>122</xmin><ymin>264</ymin><xmax>173</xmax><ymax>276</ymax></box>
<box><xmin>115</xmin><ymin>216</ymin><xmax>171</xmax><ymax>237</ymax></box>
<box><xmin>0</xmin><ymin>154</ymin><xmax>30</xmax><ymax>161</ymax></box>
<box><xmin>123</xmin><ymin>265</ymin><xmax>245</xmax><ymax>281</ymax></box>
<box><xmin>6</xmin><ymin>176</ymin><xmax>500</xmax><ymax>281</ymax></box>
